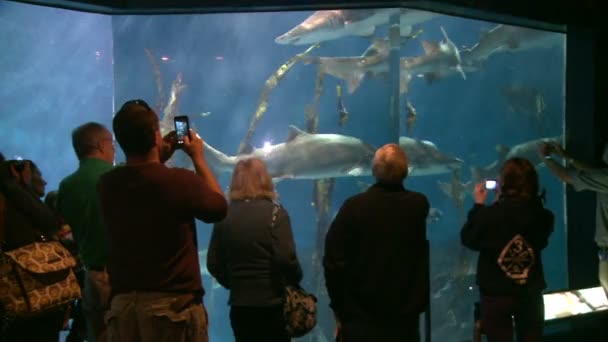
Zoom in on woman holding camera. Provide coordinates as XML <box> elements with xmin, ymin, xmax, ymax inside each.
<box><xmin>461</xmin><ymin>157</ymin><xmax>554</xmax><ymax>342</ymax></box>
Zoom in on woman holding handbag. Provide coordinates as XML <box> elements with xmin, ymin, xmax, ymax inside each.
<box><xmin>207</xmin><ymin>158</ymin><xmax>303</xmax><ymax>342</ymax></box>
<box><xmin>0</xmin><ymin>159</ymin><xmax>70</xmax><ymax>342</ymax></box>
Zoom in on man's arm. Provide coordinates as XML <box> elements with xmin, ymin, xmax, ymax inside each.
<box><xmin>181</xmin><ymin>130</ymin><xmax>227</xmax><ymax>222</ymax></box>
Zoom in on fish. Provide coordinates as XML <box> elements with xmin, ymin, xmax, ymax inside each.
<box><xmin>461</xmin><ymin>24</ymin><xmax>563</xmax><ymax>68</ymax></box>
<box><xmin>399</xmin><ymin>136</ymin><xmax>464</xmax><ymax>176</ymax></box>
<box><xmin>275</xmin><ymin>8</ymin><xmax>437</xmax><ymax>46</ymax></box>
<box><xmin>204</xmin><ymin>126</ymin><xmax>464</xmax><ymax>180</ymax></box>
<box><xmin>400</xmin><ymin>26</ymin><xmax>467</xmax><ymax>92</ymax></box>
<box><xmin>336</xmin><ymin>84</ymin><xmax>349</xmax><ymax>127</ymax></box>
<box><xmin>470</xmin><ymin>135</ymin><xmax>563</xmax><ymax>183</ymax></box>
<box><xmin>205</xmin><ymin>125</ymin><xmax>377</xmax><ymax>180</ymax></box>
<box><xmin>301</xmin><ymin>38</ymin><xmax>392</xmax><ymax>94</ymax></box>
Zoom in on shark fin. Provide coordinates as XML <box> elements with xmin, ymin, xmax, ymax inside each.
<box><xmin>356</xmin><ymin>25</ymin><xmax>376</xmax><ymax>37</ymax></box>
<box><xmin>286</xmin><ymin>125</ymin><xmax>307</xmax><ymax>142</ymax></box>
<box><xmin>239</xmin><ymin>143</ymin><xmax>254</xmax><ymax>155</ymax></box>
<box><xmin>346</xmin><ymin>71</ymin><xmax>366</xmax><ymax>94</ymax></box>
<box><xmin>421</xmin><ymin>41</ymin><xmax>440</xmax><ymax>55</ymax></box>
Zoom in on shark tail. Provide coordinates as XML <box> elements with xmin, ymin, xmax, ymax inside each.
<box><xmin>203</xmin><ymin>141</ymin><xmax>237</xmax><ymax>176</ymax></box>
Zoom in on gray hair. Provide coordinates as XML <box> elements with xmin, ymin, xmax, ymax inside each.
<box><xmin>71</xmin><ymin>122</ymin><xmax>109</xmax><ymax>160</ymax></box>
<box><xmin>372</xmin><ymin>143</ymin><xmax>409</xmax><ymax>183</ymax></box>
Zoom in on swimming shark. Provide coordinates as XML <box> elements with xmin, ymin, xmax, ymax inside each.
<box><xmin>470</xmin><ymin>135</ymin><xmax>563</xmax><ymax>182</ymax></box>
<box><xmin>302</xmin><ymin>27</ymin><xmax>470</xmax><ymax>94</ymax></box>
<box><xmin>203</xmin><ymin>126</ymin><xmax>463</xmax><ymax>179</ymax></box>
<box><xmin>301</xmin><ymin>38</ymin><xmax>392</xmax><ymax>93</ymax></box>
<box><xmin>400</xmin><ymin>136</ymin><xmax>464</xmax><ymax>176</ymax></box>
<box><xmin>204</xmin><ymin>125</ymin><xmax>377</xmax><ymax>180</ymax></box>
<box><xmin>461</xmin><ymin>24</ymin><xmax>563</xmax><ymax>68</ymax></box>
<box><xmin>275</xmin><ymin>8</ymin><xmax>437</xmax><ymax>45</ymax></box>
<box><xmin>400</xmin><ymin>26</ymin><xmax>467</xmax><ymax>91</ymax></box>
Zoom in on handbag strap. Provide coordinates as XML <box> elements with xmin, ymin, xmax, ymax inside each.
<box><xmin>268</xmin><ymin>202</ymin><xmax>285</xmax><ymax>285</ymax></box>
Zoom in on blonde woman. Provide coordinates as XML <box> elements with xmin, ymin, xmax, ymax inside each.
<box><xmin>207</xmin><ymin>158</ymin><xmax>302</xmax><ymax>342</ymax></box>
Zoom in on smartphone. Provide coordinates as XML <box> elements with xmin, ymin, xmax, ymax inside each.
<box><xmin>485</xmin><ymin>180</ymin><xmax>497</xmax><ymax>190</ymax></box>
<box><xmin>174</xmin><ymin>115</ymin><xmax>190</xmax><ymax>146</ymax></box>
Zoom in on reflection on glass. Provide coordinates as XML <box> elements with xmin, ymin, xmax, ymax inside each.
<box><xmin>544</xmin><ymin>287</ymin><xmax>608</xmax><ymax>320</ymax></box>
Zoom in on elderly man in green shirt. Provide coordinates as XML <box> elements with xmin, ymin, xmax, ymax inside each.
<box><xmin>58</xmin><ymin>122</ymin><xmax>116</xmax><ymax>342</ymax></box>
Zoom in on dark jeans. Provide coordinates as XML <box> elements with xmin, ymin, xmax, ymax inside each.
<box><xmin>230</xmin><ymin>305</ymin><xmax>290</xmax><ymax>342</ymax></box>
<box><xmin>339</xmin><ymin>315</ymin><xmax>420</xmax><ymax>342</ymax></box>
<box><xmin>480</xmin><ymin>293</ymin><xmax>544</xmax><ymax>342</ymax></box>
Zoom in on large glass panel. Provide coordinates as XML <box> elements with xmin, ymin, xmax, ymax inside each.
<box><xmin>1</xmin><ymin>3</ymin><xmax>565</xmax><ymax>341</ymax></box>
<box><xmin>0</xmin><ymin>1</ymin><xmax>113</xmax><ymax>185</ymax></box>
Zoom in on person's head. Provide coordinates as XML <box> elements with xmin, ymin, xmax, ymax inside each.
<box><xmin>372</xmin><ymin>143</ymin><xmax>409</xmax><ymax>184</ymax></box>
<box><xmin>498</xmin><ymin>157</ymin><xmax>539</xmax><ymax>199</ymax></box>
<box><xmin>71</xmin><ymin>122</ymin><xmax>115</xmax><ymax>164</ymax></box>
<box><xmin>229</xmin><ymin>158</ymin><xmax>277</xmax><ymax>201</ymax></box>
<box><xmin>5</xmin><ymin>159</ymin><xmax>46</xmax><ymax>197</ymax></box>
<box><xmin>112</xmin><ymin>99</ymin><xmax>161</xmax><ymax>159</ymax></box>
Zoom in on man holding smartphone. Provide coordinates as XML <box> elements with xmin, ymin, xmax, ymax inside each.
<box><xmin>98</xmin><ymin>100</ymin><xmax>227</xmax><ymax>342</ymax></box>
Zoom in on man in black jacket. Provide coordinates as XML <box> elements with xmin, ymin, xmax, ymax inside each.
<box><xmin>323</xmin><ymin>143</ymin><xmax>430</xmax><ymax>342</ymax></box>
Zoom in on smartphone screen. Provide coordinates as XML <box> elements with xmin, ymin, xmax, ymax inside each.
<box><xmin>174</xmin><ymin>116</ymin><xmax>190</xmax><ymax>145</ymax></box>
<box><xmin>485</xmin><ymin>180</ymin><xmax>497</xmax><ymax>190</ymax></box>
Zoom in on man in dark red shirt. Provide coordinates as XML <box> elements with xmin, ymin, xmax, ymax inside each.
<box><xmin>98</xmin><ymin>99</ymin><xmax>227</xmax><ymax>342</ymax></box>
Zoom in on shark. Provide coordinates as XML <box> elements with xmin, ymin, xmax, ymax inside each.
<box><xmin>203</xmin><ymin>126</ymin><xmax>463</xmax><ymax>180</ymax></box>
<box><xmin>400</xmin><ymin>136</ymin><xmax>464</xmax><ymax>176</ymax></box>
<box><xmin>461</xmin><ymin>24</ymin><xmax>563</xmax><ymax>68</ymax></box>
<box><xmin>302</xmin><ymin>27</ymin><xmax>470</xmax><ymax>94</ymax></box>
<box><xmin>204</xmin><ymin>125</ymin><xmax>377</xmax><ymax>180</ymax></box>
<box><xmin>275</xmin><ymin>8</ymin><xmax>437</xmax><ymax>45</ymax></box>
<box><xmin>470</xmin><ymin>135</ymin><xmax>563</xmax><ymax>183</ymax></box>
<box><xmin>400</xmin><ymin>26</ymin><xmax>468</xmax><ymax>92</ymax></box>
<box><xmin>301</xmin><ymin>38</ymin><xmax>392</xmax><ymax>93</ymax></box>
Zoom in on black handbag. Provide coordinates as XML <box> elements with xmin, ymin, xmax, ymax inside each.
<box><xmin>269</xmin><ymin>203</ymin><xmax>317</xmax><ymax>337</ymax></box>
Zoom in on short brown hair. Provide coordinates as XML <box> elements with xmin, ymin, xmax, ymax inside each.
<box><xmin>113</xmin><ymin>100</ymin><xmax>159</xmax><ymax>157</ymax></box>
<box><xmin>372</xmin><ymin>143</ymin><xmax>409</xmax><ymax>183</ymax></box>
<box><xmin>229</xmin><ymin>158</ymin><xmax>276</xmax><ymax>201</ymax></box>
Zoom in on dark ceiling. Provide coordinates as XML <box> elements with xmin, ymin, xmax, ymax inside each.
<box><xmin>6</xmin><ymin>0</ymin><xmax>599</xmax><ymax>31</ymax></box>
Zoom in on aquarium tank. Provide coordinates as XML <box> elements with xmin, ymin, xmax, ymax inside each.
<box><xmin>0</xmin><ymin>1</ymin><xmax>566</xmax><ymax>341</ymax></box>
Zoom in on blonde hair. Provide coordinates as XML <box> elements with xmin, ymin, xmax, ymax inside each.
<box><xmin>229</xmin><ymin>158</ymin><xmax>277</xmax><ymax>201</ymax></box>
<box><xmin>372</xmin><ymin>143</ymin><xmax>409</xmax><ymax>183</ymax></box>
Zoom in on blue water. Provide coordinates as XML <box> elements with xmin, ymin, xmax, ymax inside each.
<box><xmin>0</xmin><ymin>2</ymin><xmax>566</xmax><ymax>341</ymax></box>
